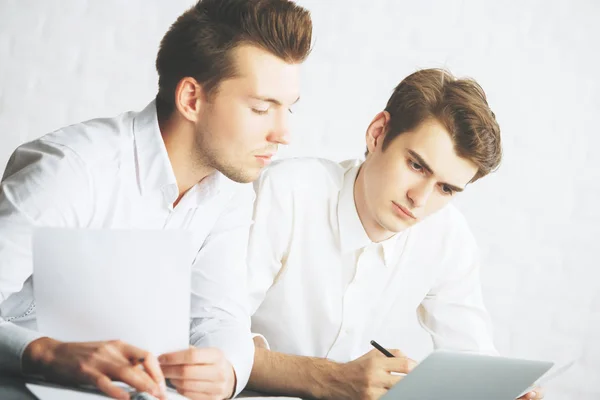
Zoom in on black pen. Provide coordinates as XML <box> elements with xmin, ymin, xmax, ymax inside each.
<box><xmin>370</xmin><ymin>340</ymin><xmax>395</xmax><ymax>358</ymax></box>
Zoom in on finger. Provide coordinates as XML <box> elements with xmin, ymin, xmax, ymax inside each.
<box><xmin>382</xmin><ymin>356</ymin><xmax>417</xmax><ymax>374</ymax></box>
<box><xmin>366</xmin><ymin>388</ymin><xmax>388</xmax><ymax>400</ymax></box>
<box><xmin>140</xmin><ymin>355</ymin><xmax>167</xmax><ymax>391</ymax></box>
<box><xmin>534</xmin><ymin>387</ymin><xmax>545</xmax><ymax>399</ymax></box>
<box><xmin>116</xmin><ymin>342</ymin><xmax>166</xmax><ymax>389</ymax></box>
<box><xmin>113</xmin><ymin>341</ymin><xmax>152</xmax><ymax>363</ymax></box>
<box><xmin>170</xmin><ymin>378</ymin><xmax>223</xmax><ymax>395</ymax></box>
<box><xmin>86</xmin><ymin>371</ymin><xmax>130</xmax><ymax>400</ymax></box>
<box><xmin>517</xmin><ymin>392</ymin><xmax>537</xmax><ymax>400</ymax></box>
<box><xmin>161</xmin><ymin>364</ymin><xmax>223</xmax><ymax>381</ymax></box>
<box><xmin>159</xmin><ymin>347</ymin><xmax>223</xmax><ymax>366</ymax></box>
<box><xmin>106</xmin><ymin>362</ymin><xmax>161</xmax><ymax>398</ymax></box>
<box><xmin>380</xmin><ymin>372</ymin><xmax>404</xmax><ymax>390</ymax></box>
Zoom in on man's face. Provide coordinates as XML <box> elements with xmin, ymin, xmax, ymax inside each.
<box><xmin>360</xmin><ymin>117</ymin><xmax>478</xmax><ymax>236</ymax></box>
<box><xmin>194</xmin><ymin>45</ymin><xmax>301</xmax><ymax>183</ymax></box>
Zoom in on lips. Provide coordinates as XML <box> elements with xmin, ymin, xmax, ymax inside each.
<box><xmin>392</xmin><ymin>201</ymin><xmax>416</xmax><ymax>220</ymax></box>
<box><xmin>255</xmin><ymin>154</ymin><xmax>274</xmax><ymax>166</ymax></box>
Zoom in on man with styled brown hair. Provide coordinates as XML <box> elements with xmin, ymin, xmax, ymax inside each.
<box><xmin>0</xmin><ymin>0</ymin><xmax>311</xmax><ymax>399</ymax></box>
<box><xmin>247</xmin><ymin>68</ymin><xmax>542</xmax><ymax>399</ymax></box>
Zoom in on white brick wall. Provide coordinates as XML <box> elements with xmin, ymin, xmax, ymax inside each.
<box><xmin>1</xmin><ymin>1</ymin><xmax>599</xmax><ymax>398</ymax></box>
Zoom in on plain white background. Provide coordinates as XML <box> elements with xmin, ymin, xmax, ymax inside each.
<box><xmin>1</xmin><ymin>1</ymin><xmax>599</xmax><ymax>399</ymax></box>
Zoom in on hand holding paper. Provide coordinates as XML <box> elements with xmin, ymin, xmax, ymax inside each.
<box><xmin>23</xmin><ymin>338</ymin><xmax>166</xmax><ymax>399</ymax></box>
<box><xmin>30</xmin><ymin>228</ymin><xmax>193</xmax><ymax>399</ymax></box>
<box><xmin>159</xmin><ymin>347</ymin><xmax>236</xmax><ymax>399</ymax></box>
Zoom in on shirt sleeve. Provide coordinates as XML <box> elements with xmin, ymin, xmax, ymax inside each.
<box><xmin>246</xmin><ymin>167</ymin><xmax>291</xmax><ymax>318</ymax></box>
<box><xmin>416</xmin><ymin>223</ymin><xmax>498</xmax><ymax>356</ymax></box>
<box><xmin>188</xmin><ymin>183</ymin><xmax>256</xmax><ymax>397</ymax></box>
<box><xmin>0</xmin><ymin>139</ymin><xmax>92</xmax><ymax>373</ymax></box>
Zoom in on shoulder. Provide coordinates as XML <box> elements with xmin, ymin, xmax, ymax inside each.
<box><xmin>37</xmin><ymin>110</ymin><xmax>135</xmax><ymax>163</ymax></box>
<box><xmin>256</xmin><ymin>157</ymin><xmax>356</xmax><ymax>194</ymax></box>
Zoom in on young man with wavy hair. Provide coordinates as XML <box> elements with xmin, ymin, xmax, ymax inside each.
<box><xmin>248</xmin><ymin>69</ymin><xmax>542</xmax><ymax>399</ymax></box>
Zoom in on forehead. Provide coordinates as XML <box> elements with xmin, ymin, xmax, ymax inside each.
<box><xmin>390</xmin><ymin>119</ymin><xmax>478</xmax><ymax>186</ymax></box>
<box><xmin>222</xmin><ymin>44</ymin><xmax>300</xmax><ymax>102</ymax></box>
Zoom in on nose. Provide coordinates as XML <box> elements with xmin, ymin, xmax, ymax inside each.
<box><xmin>407</xmin><ymin>181</ymin><xmax>435</xmax><ymax>208</ymax></box>
<box><xmin>267</xmin><ymin>109</ymin><xmax>291</xmax><ymax>145</ymax></box>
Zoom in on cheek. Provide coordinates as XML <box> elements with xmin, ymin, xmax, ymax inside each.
<box><xmin>219</xmin><ymin>111</ymin><xmax>266</xmax><ymax>147</ymax></box>
<box><xmin>424</xmin><ymin>195</ymin><xmax>452</xmax><ymax>216</ymax></box>
<box><xmin>365</xmin><ymin>157</ymin><xmax>414</xmax><ymax>204</ymax></box>
<box><xmin>367</xmin><ymin>167</ymin><xmax>400</xmax><ymax>207</ymax></box>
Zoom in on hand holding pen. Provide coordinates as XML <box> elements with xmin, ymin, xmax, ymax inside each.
<box><xmin>326</xmin><ymin>340</ymin><xmax>416</xmax><ymax>400</ymax></box>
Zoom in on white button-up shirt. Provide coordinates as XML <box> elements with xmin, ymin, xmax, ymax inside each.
<box><xmin>247</xmin><ymin>158</ymin><xmax>497</xmax><ymax>362</ymax></box>
<box><xmin>0</xmin><ymin>101</ymin><xmax>254</xmax><ymax>394</ymax></box>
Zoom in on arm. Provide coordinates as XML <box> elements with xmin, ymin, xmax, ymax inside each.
<box><xmin>246</xmin><ymin>168</ymin><xmax>333</xmax><ymax>397</ymax></box>
<box><xmin>249</xmin><ymin>344</ymin><xmax>415</xmax><ymax>399</ymax></box>
<box><xmin>246</xmin><ymin>169</ymin><xmax>292</xmax><ymax>316</ymax></box>
<box><xmin>0</xmin><ymin>139</ymin><xmax>92</xmax><ymax>373</ymax></box>
<box><xmin>417</xmin><ymin>224</ymin><xmax>497</xmax><ymax>355</ymax></box>
<box><xmin>248</xmin><ymin>345</ymin><xmax>340</xmax><ymax>399</ymax></box>
<box><xmin>245</xmin><ymin>167</ymin><xmax>318</xmax><ymax>396</ymax></box>
<box><xmin>161</xmin><ymin>183</ymin><xmax>256</xmax><ymax>398</ymax></box>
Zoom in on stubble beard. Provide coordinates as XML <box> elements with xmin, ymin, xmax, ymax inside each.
<box><xmin>193</xmin><ymin>127</ymin><xmax>257</xmax><ymax>184</ymax></box>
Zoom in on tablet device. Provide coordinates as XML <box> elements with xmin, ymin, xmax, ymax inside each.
<box><xmin>381</xmin><ymin>350</ymin><xmax>553</xmax><ymax>400</ymax></box>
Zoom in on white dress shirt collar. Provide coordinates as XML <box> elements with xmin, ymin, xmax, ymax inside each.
<box><xmin>337</xmin><ymin>163</ymin><xmax>402</xmax><ymax>267</ymax></box>
<box><xmin>133</xmin><ymin>100</ymin><xmax>177</xmax><ymax>197</ymax></box>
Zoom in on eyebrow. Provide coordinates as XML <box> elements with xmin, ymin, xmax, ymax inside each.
<box><xmin>250</xmin><ymin>95</ymin><xmax>300</xmax><ymax>106</ymax></box>
<box><xmin>407</xmin><ymin>149</ymin><xmax>465</xmax><ymax>193</ymax></box>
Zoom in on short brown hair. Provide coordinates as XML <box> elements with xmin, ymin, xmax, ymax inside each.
<box><xmin>155</xmin><ymin>0</ymin><xmax>312</xmax><ymax>117</ymax></box>
<box><xmin>378</xmin><ymin>68</ymin><xmax>501</xmax><ymax>182</ymax></box>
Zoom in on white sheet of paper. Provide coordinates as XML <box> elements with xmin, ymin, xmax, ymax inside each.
<box><xmin>33</xmin><ymin>228</ymin><xmax>193</xmax><ymax>356</ymax></box>
<box><xmin>26</xmin><ymin>383</ymin><xmax>190</xmax><ymax>400</ymax></box>
<box><xmin>26</xmin><ymin>383</ymin><xmax>109</xmax><ymax>400</ymax></box>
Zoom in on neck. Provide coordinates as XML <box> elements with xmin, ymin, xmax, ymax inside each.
<box><xmin>353</xmin><ymin>163</ymin><xmax>396</xmax><ymax>243</ymax></box>
<box><xmin>158</xmin><ymin>113</ymin><xmax>214</xmax><ymax>201</ymax></box>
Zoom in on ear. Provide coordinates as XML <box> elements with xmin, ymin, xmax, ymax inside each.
<box><xmin>366</xmin><ymin>111</ymin><xmax>390</xmax><ymax>154</ymax></box>
<box><xmin>173</xmin><ymin>77</ymin><xmax>205</xmax><ymax>123</ymax></box>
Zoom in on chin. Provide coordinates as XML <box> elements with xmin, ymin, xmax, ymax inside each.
<box><xmin>244</xmin><ymin>167</ymin><xmax>264</xmax><ymax>182</ymax></box>
<box><xmin>224</xmin><ymin>166</ymin><xmax>262</xmax><ymax>183</ymax></box>
<box><xmin>383</xmin><ymin>216</ymin><xmax>414</xmax><ymax>233</ymax></box>
<box><xmin>228</xmin><ymin>173</ymin><xmax>256</xmax><ymax>184</ymax></box>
